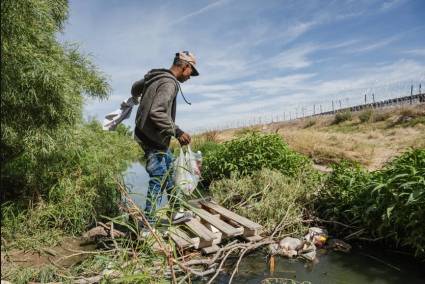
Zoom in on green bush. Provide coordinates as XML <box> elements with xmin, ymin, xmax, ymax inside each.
<box><xmin>316</xmin><ymin>149</ymin><xmax>425</xmax><ymax>257</ymax></box>
<box><xmin>1</xmin><ymin>121</ymin><xmax>141</xmax><ymax>249</ymax></box>
<box><xmin>359</xmin><ymin>109</ymin><xmax>373</xmax><ymax>123</ymax></box>
<box><xmin>333</xmin><ymin>111</ymin><xmax>352</xmax><ymax>124</ymax></box>
<box><xmin>202</xmin><ymin>133</ymin><xmax>310</xmax><ymax>183</ymax></box>
<box><xmin>0</xmin><ymin>0</ymin><xmax>140</xmax><ymax>250</ymax></box>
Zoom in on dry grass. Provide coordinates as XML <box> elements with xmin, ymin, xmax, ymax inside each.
<box><xmin>207</xmin><ymin>104</ymin><xmax>425</xmax><ymax>170</ymax></box>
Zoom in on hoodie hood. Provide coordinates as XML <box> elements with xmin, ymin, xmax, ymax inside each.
<box><xmin>144</xmin><ymin>69</ymin><xmax>179</xmax><ymax>87</ymax></box>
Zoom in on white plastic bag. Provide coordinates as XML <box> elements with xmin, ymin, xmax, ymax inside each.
<box><xmin>102</xmin><ymin>97</ymin><xmax>136</xmax><ymax>131</ymax></box>
<box><xmin>173</xmin><ymin>146</ymin><xmax>202</xmax><ymax>195</ymax></box>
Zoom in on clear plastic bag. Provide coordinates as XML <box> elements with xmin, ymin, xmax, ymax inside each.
<box><xmin>174</xmin><ymin>146</ymin><xmax>202</xmax><ymax>195</ymax></box>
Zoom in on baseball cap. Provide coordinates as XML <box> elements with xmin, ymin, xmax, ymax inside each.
<box><xmin>176</xmin><ymin>51</ymin><xmax>199</xmax><ymax>76</ymax></box>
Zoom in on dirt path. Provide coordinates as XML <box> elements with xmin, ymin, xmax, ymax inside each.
<box><xmin>1</xmin><ymin>237</ymin><xmax>96</xmax><ymax>273</ymax></box>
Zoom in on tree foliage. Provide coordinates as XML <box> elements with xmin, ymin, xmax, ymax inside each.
<box><xmin>1</xmin><ymin>0</ymin><xmax>110</xmax><ymax>200</ymax></box>
<box><xmin>1</xmin><ymin>0</ymin><xmax>110</xmax><ymax>164</ymax></box>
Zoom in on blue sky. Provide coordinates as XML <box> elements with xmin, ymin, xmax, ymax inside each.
<box><xmin>60</xmin><ymin>0</ymin><xmax>425</xmax><ymax>132</ymax></box>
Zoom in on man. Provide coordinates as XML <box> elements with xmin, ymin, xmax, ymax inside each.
<box><xmin>130</xmin><ymin>51</ymin><xmax>199</xmax><ymax>225</ymax></box>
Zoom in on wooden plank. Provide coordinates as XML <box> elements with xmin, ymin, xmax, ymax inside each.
<box><xmin>202</xmin><ymin>244</ymin><xmax>220</xmax><ymax>254</ymax></box>
<box><xmin>185</xmin><ymin>219</ymin><xmax>216</xmax><ymax>242</ymax></box>
<box><xmin>188</xmin><ymin>197</ymin><xmax>212</xmax><ymax>208</ymax></box>
<box><xmin>169</xmin><ymin>228</ymin><xmax>194</xmax><ymax>248</ymax></box>
<box><xmin>201</xmin><ymin>223</ymin><xmax>223</xmax><ymax>245</ymax></box>
<box><xmin>200</xmin><ymin>200</ymin><xmax>262</xmax><ymax>230</ymax></box>
<box><xmin>190</xmin><ymin>207</ymin><xmax>241</xmax><ymax>237</ymax></box>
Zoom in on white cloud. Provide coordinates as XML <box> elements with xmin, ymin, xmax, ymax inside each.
<box><xmin>404</xmin><ymin>48</ymin><xmax>425</xmax><ymax>57</ymax></box>
<box><xmin>170</xmin><ymin>0</ymin><xmax>229</xmax><ymax>25</ymax></box>
<box><xmin>267</xmin><ymin>45</ymin><xmax>318</xmax><ymax>70</ymax></box>
<box><xmin>380</xmin><ymin>0</ymin><xmax>407</xmax><ymax>12</ymax></box>
<box><xmin>346</xmin><ymin>36</ymin><xmax>400</xmax><ymax>53</ymax></box>
<box><xmin>62</xmin><ymin>1</ymin><xmax>423</xmax><ymax>132</ymax></box>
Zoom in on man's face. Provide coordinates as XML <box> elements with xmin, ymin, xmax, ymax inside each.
<box><xmin>177</xmin><ymin>63</ymin><xmax>192</xmax><ymax>83</ymax></box>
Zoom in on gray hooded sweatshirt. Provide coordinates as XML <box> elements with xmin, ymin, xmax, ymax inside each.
<box><xmin>132</xmin><ymin>69</ymin><xmax>184</xmax><ymax>151</ymax></box>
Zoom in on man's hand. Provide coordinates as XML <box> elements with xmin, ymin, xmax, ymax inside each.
<box><xmin>178</xmin><ymin>132</ymin><xmax>191</xmax><ymax>146</ymax></box>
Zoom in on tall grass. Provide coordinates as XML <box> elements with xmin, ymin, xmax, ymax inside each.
<box><xmin>210</xmin><ymin>168</ymin><xmax>321</xmax><ymax>237</ymax></box>
<box><xmin>1</xmin><ymin>121</ymin><xmax>141</xmax><ymax>249</ymax></box>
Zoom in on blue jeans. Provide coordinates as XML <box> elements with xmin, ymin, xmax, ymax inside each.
<box><xmin>144</xmin><ymin>149</ymin><xmax>175</xmax><ymax>222</ymax></box>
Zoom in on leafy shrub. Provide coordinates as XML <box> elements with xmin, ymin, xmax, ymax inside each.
<box><xmin>333</xmin><ymin>111</ymin><xmax>352</xmax><ymax>124</ymax></box>
<box><xmin>1</xmin><ymin>121</ymin><xmax>141</xmax><ymax>249</ymax></box>
<box><xmin>359</xmin><ymin>109</ymin><xmax>373</xmax><ymax>123</ymax></box>
<box><xmin>202</xmin><ymin>133</ymin><xmax>310</xmax><ymax>183</ymax></box>
<box><xmin>359</xmin><ymin>109</ymin><xmax>390</xmax><ymax>123</ymax></box>
<box><xmin>316</xmin><ymin>149</ymin><xmax>425</xmax><ymax>257</ymax></box>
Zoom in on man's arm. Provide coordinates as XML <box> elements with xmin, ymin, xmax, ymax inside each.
<box><xmin>130</xmin><ymin>79</ymin><xmax>145</xmax><ymax>104</ymax></box>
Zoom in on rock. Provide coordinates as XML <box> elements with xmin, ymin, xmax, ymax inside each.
<box><xmin>327</xmin><ymin>239</ymin><xmax>351</xmax><ymax>253</ymax></box>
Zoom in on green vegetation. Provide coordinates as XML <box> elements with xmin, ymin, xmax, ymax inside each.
<box><xmin>332</xmin><ymin>111</ymin><xmax>352</xmax><ymax>124</ymax></box>
<box><xmin>210</xmin><ymin>168</ymin><xmax>321</xmax><ymax>237</ymax></box>
<box><xmin>2</xmin><ymin>0</ymin><xmax>424</xmax><ymax>281</ymax></box>
<box><xmin>1</xmin><ymin>0</ymin><xmax>141</xmax><ymax>250</ymax></box>
<box><xmin>316</xmin><ymin>149</ymin><xmax>425</xmax><ymax>257</ymax></box>
<box><xmin>202</xmin><ymin>133</ymin><xmax>311</xmax><ymax>183</ymax></box>
<box><xmin>359</xmin><ymin>109</ymin><xmax>390</xmax><ymax>123</ymax></box>
<box><xmin>1</xmin><ymin>122</ymin><xmax>140</xmax><ymax>249</ymax></box>
<box><xmin>359</xmin><ymin>109</ymin><xmax>374</xmax><ymax>123</ymax></box>
<box><xmin>198</xmin><ymin>132</ymin><xmax>425</xmax><ymax>258</ymax></box>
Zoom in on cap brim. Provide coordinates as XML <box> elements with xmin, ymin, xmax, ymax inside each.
<box><xmin>190</xmin><ymin>63</ymin><xmax>199</xmax><ymax>76</ymax></box>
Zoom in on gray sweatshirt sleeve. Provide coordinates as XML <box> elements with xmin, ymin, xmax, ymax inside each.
<box><xmin>149</xmin><ymin>81</ymin><xmax>178</xmax><ymax>137</ymax></box>
<box><xmin>130</xmin><ymin>79</ymin><xmax>145</xmax><ymax>104</ymax></box>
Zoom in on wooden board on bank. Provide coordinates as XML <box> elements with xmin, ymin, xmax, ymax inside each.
<box><xmin>167</xmin><ymin>198</ymin><xmax>263</xmax><ymax>254</ymax></box>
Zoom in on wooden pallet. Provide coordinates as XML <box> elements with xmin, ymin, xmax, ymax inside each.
<box><xmin>168</xmin><ymin>198</ymin><xmax>263</xmax><ymax>254</ymax></box>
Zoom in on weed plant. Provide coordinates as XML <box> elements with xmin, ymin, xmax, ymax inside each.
<box><xmin>332</xmin><ymin>111</ymin><xmax>352</xmax><ymax>124</ymax></box>
<box><xmin>1</xmin><ymin>121</ymin><xmax>141</xmax><ymax>249</ymax></box>
<box><xmin>316</xmin><ymin>149</ymin><xmax>425</xmax><ymax>257</ymax></box>
<box><xmin>209</xmin><ymin>168</ymin><xmax>322</xmax><ymax>237</ymax></box>
<box><xmin>202</xmin><ymin>133</ymin><xmax>310</xmax><ymax>183</ymax></box>
<box><xmin>359</xmin><ymin>109</ymin><xmax>374</xmax><ymax>123</ymax></box>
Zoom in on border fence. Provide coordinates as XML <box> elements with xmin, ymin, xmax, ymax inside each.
<box><xmin>193</xmin><ymin>83</ymin><xmax>424</xmax><ymax>133</ymax></box>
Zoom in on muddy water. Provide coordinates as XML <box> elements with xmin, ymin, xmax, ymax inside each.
<box><xmin>212</xmin><ymin>249</ymin><xmax>425</xmax><ymax>284</ymax></box>
<box><xmin>124</xmin><ymin>162</ymin><xmax>425</xmax><ymax>283</ymax></box>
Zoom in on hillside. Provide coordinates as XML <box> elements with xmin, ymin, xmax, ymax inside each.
<box><xmin>205</xmin><ymin>104</ymin><xmax>425</xmax><ymax>170</ymax></box>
